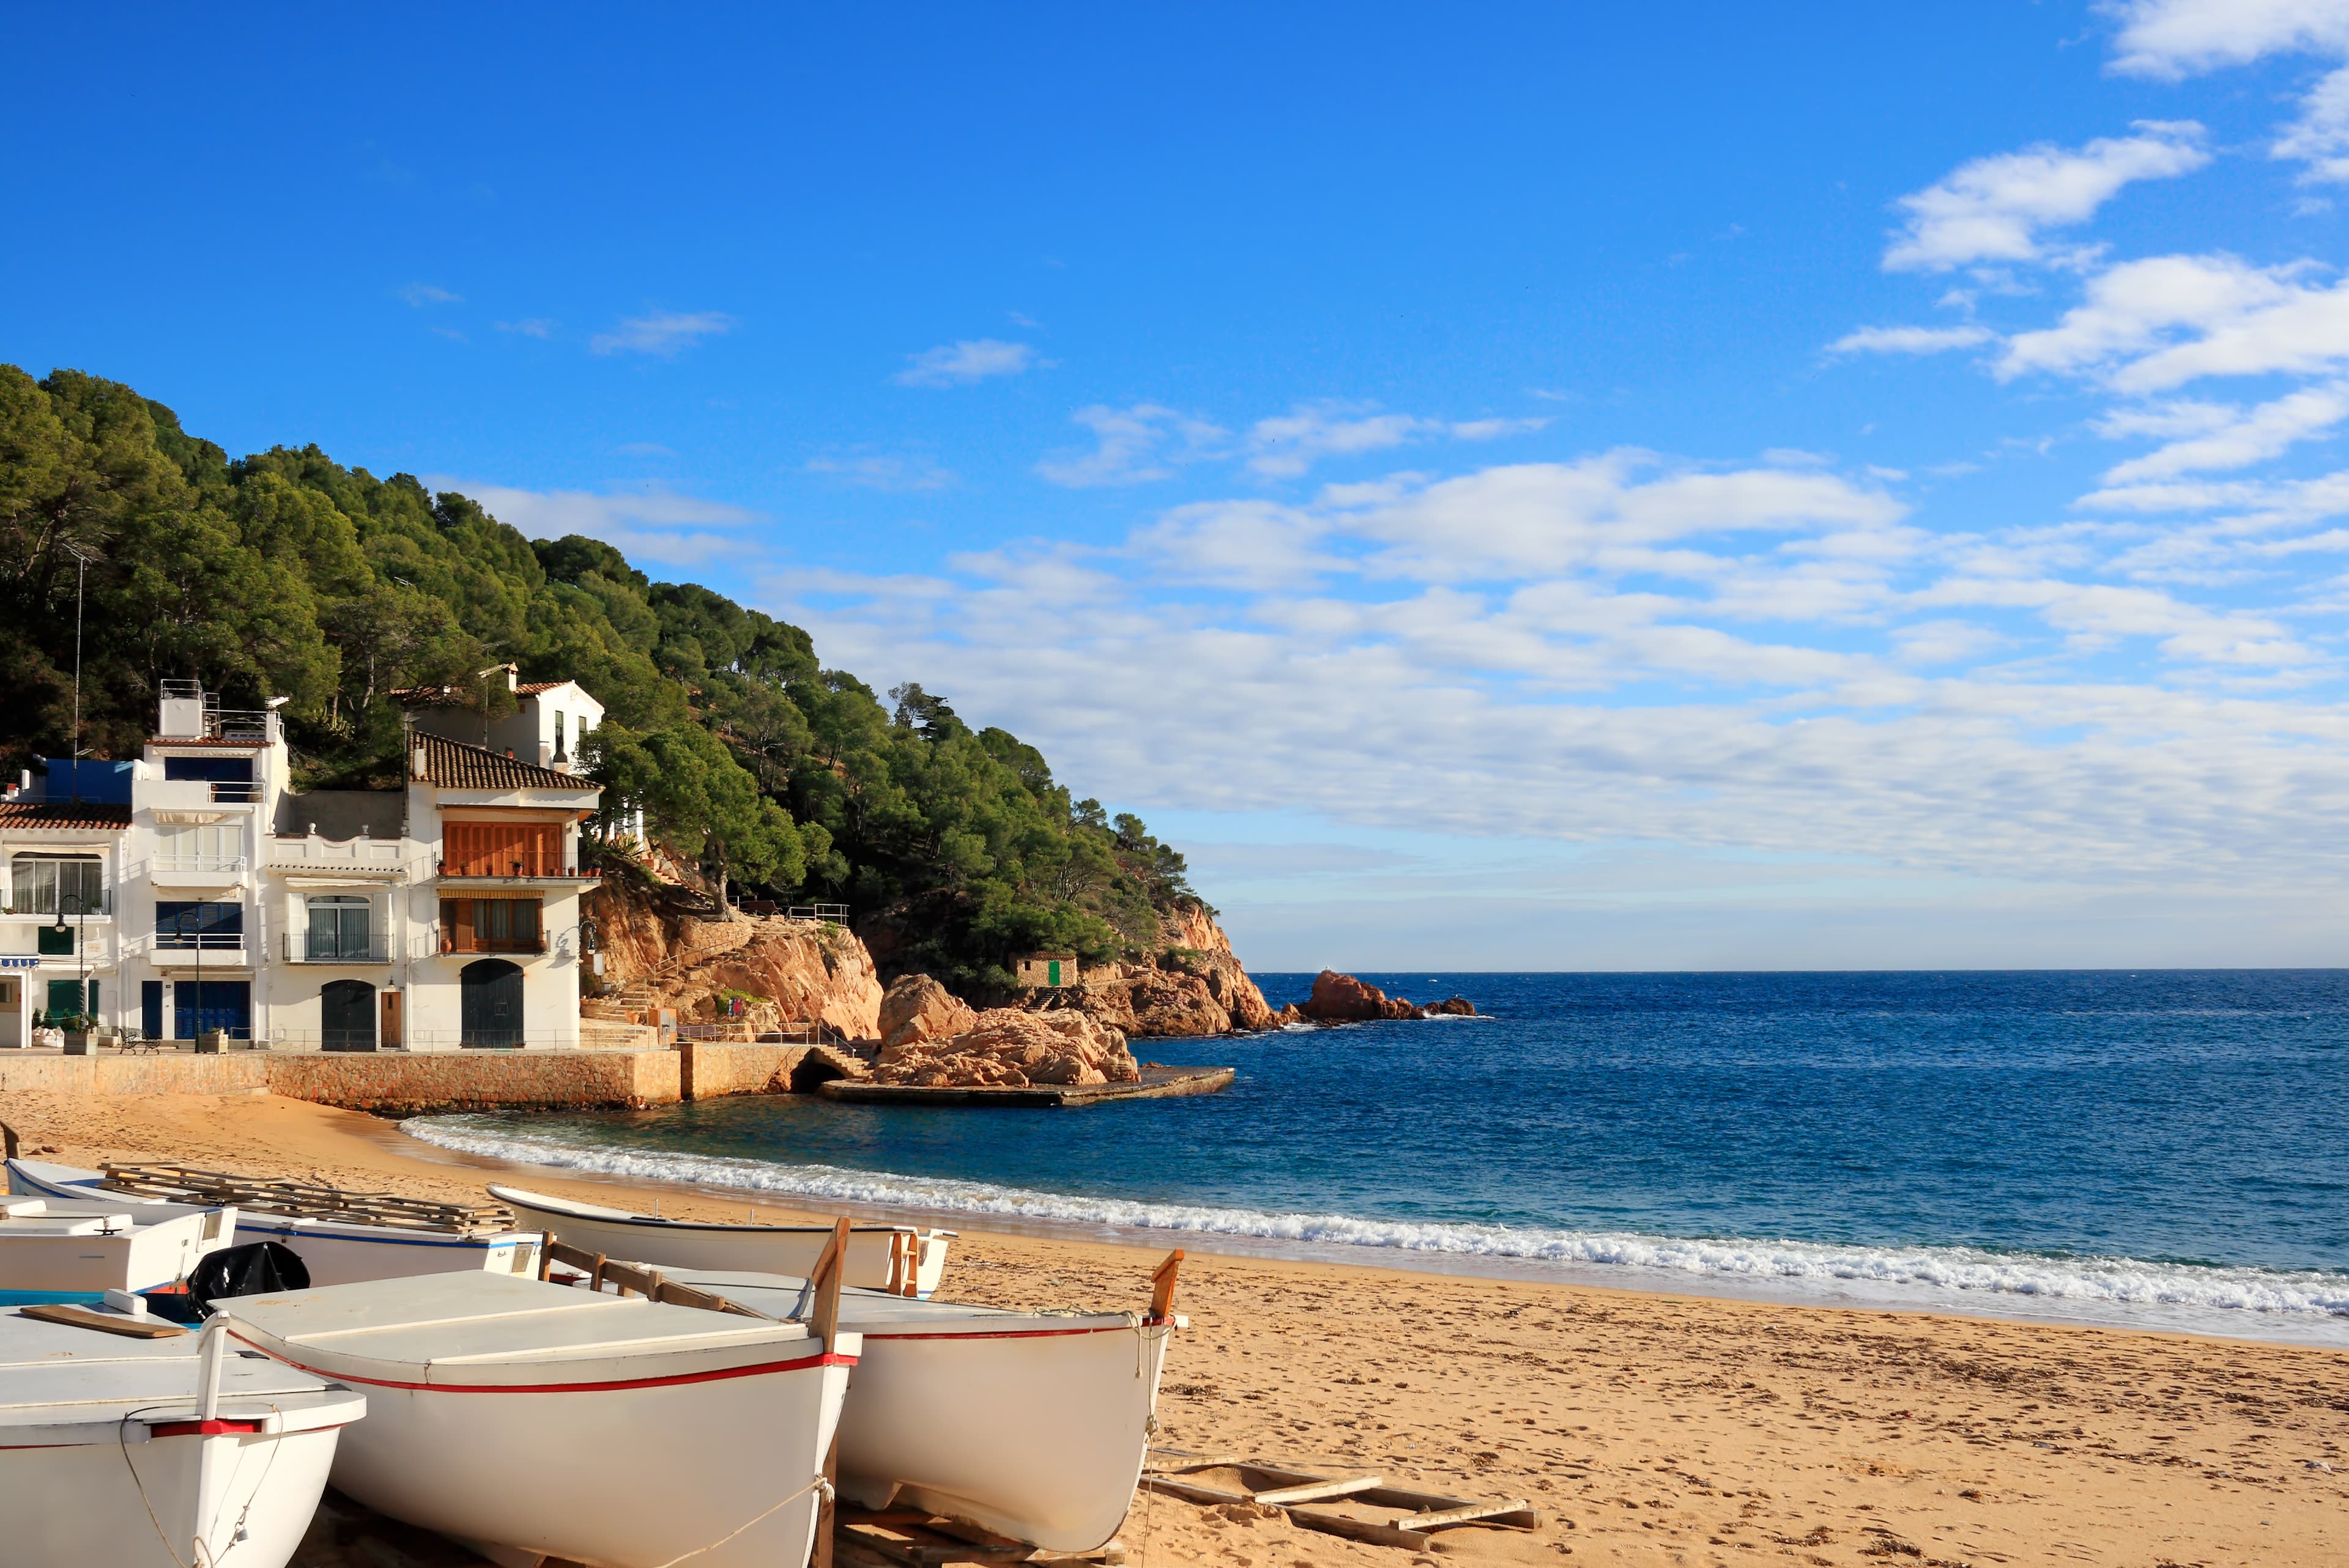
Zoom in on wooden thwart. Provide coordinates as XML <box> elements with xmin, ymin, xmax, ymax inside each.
<box><xmin>1141</xmin><ymin>1453</ymin><xmax>1542</xmax><ymax>1550</ymax></box>
<box><xmin>100</xmin><ymin>1163</ymin><xmax>513</xmax><ymax>1235</ymax></box>
<box><xmin>538</xmin><ymin>1237</ymin><xmax>770</xmax><ymax>1318</ymax></box>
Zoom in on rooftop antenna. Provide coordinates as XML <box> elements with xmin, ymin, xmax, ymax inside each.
<box><xmin>62</xmin><ymin>544</ymin><xmax>92</xmax><ymax>802</ymax></box>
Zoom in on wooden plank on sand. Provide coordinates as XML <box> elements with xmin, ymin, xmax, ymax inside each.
<box><xmin>1283</xmin><ymin>1506</ymin><xmax>1434</xmax><ymax>1552</ymax></box>
<box><xmin>1249</xmin><ymin>1473</ymin><xmax>1383</xmax><ymax>1506</ymax></box>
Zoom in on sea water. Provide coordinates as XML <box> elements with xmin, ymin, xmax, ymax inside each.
<box><xmin>407</xmin><ymin>970</ymin><xmax>2349</xmax><ymax>1343</ymax></box>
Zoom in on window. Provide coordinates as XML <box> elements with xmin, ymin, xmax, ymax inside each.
<box><xmin>159</xmin><ymin>823</ymin><xmax>240</xmax><ymax>868</ymax></box>
<box><xmin>43</xmin><ymin>978</ymin><xmax>95</xmax><ymax>1021</ymax></box>
<box><xmin>162</xmin><ymin>756</ymin><xmax>252</xmax><ymax>783</ymax></box>
<box><xmin>155</xmin><ymin>901</ymin><xmax>242</xmax><ymax>948</ymax></box>
<box><xmin>442</xmin><ymin>819</ymin><xmax>563</xmax><ymax>876</ymax></box>
<box><xmin>37</xmin><ymin>925</ymin><xmax>74</xmax><ymax>956</ymax></box>
<box><xmin>10</xmin><ymin>855</ymin><xmax>104</xmax><ymax>916</ymax></box>
<box><xmin>306</xmin><ymin>895</ymin><xmax>371</xmax><ymax>961</ymax></box>
<box><xmin>552</xmin><ymin>711</ymin><xmax>566</xmax><ymax>760</ymax></box>
<box><xmin>439</xmin><ymin>897</ymin><xmax>541</xmax><ymax>953</ymax></box>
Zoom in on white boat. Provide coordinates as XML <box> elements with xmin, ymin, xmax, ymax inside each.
<box><xmin>228</xmin><ymin>1270</ymin><xmax>859</xmax><ymax>1568</ymax></box>
<box><xmin>10</xmin><ymin>1158</ymin><xmax>544</xmax><ymax>1286</ymax></box>
<box><xmin>0</xmin><ymin>1194</ymin><xmax>234</xmax><ymax>1303</ymax></box>
<box><xmin>647</xmin><ymin>1261</ymin><xmax>1184</xmax><ymax>1552</ymax></box>
<box><xmin>489</xmin><ymin>1183</ymin><xmax>954</xmax><ymax>1296</ymax></box>
<box><xmin>0</xmin><ymin>1305</ymin><xmax>364</xmax><ymax>1568</ymax></box>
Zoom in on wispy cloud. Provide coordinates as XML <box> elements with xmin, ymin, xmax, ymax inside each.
<box><xmin>589</xmin><ymin>310</ymin><xmax>737</xmax><ymax>357</ymax></box>
<box><xmin>1882</xmin><ymin>122</ymin><xmax>2208</xmax><ymax>272</ymax></box>
<box><xmin>1245</xmin><ymin>402</ymin><xmax>1548</xmax><ymax>478</ymax></box>
<box><xmin>804</xmin><ymin>452</ymin><xmax>958</xmax><ymax>492</ymax></box>
<box><xmin>398</xmin><ymin>283</ymin><xmax>462</xmax><ymax>307</ymax></box>
<box><xmin>427</xmin><ymin>477</ymin><xmax>760</xmax><ymax>569</ymax></box>
<box><xmin>2096</xmin><ymin>382</ymin><xmax>2349</xmax><ymax>482</ymax></box>
<box><xmin>1826</xmin><ymin>324</ymin><xmax>1997</xmax><ymax>356</ymax></box>
<box><xmin>1036</xmin><ymin>404</ymin><xmax>1227</xmax><ymax>487</ymax></box>
<box><xmin>2107</xmin><ymin>1</ymin><xmax>2349</xmax><ymax>180</ymax></box>
<box><xmin>496</xmin><ymin>317</ymin><xmax>556</xmax><ymax>338</ymax></box>
<box><xmin>893</xmin><ymin>339</ymin><xmax>1035</xmax><ymax>387</ymax></box>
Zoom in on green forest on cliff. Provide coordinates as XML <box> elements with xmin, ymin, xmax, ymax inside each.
<box><xmin>0</xmin><ymin>366</ymin><xmax>1198</xmax><ymax>988</ymax></box>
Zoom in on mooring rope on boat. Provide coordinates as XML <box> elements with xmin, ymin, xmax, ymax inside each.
<box><xmin>645</xmin><ymin>1471</ymin><xmax>834</xmax><ymax>1567</ymax></box>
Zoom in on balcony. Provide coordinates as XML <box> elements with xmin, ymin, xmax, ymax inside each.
<box><xmin>147</xmin><ymin>854</ymin><xmax>248</xmax><ymax>891</ymax></box>
<box><xmin>144</xmin><ymin>931</ymin><xmax>250</xmax><ymax>969</ymax></box>
<box><xmin>141</xmin><ymin>780</ymin><xmax>261</xmax><ymax>815</ymax></box>
<box><xmin>437</xmin><ymin>934</ymin><xmax>548</xmax><ymax>956</ymax></box>
<box><xmin>435</xmin><ymin>859</ymin><xmax>599</xmax><ymax>888</ymax></box>
<box><xmin>283</xmin><ymin>932</ymin><xmax>392</xmax><ymax>964</ymax></box>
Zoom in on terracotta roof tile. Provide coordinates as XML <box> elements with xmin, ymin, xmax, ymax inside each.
<box><xmin>0</xmin><ymin>802</ymin><xmax>132</xmax><ymax>832</ymax></box>
<box><xmin>514</xmin><ymin>680</ymin><xmax>573</xmax><ymax>697</ymax></box>
<box><xmin>411</xmin><ymin>731</ymin><xmax>598</xmax><ymax>793</ymax></box>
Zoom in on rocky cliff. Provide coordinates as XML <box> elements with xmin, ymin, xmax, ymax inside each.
<box><xmin>1016</xmin><ymin>899</ymin><xmax>1274</xmax><ymax>1038</ymax></box>
<box><xmin>582</xmin><ymin>876</ymin><xmax>884</xmax><ymax>1040</ymax></box>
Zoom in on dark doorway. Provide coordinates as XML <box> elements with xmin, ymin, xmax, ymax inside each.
<box><xmin>321</xmin><ymin>978</ymin><xmax>376</xmax><ymax>1051</ymax></box>
<box><xmin>174</xmin><ymin>980</ymin><xmax>250</xmax><ymax>1041</ymax></box>
<box><xmin>460</xmin><ymin>959</ymin><xmax>524</xmax><ymax>1048</ymax></box>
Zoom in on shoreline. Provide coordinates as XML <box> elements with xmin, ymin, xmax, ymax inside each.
<box><xmin>4</xmin><ymin>1089</ymin><xmax>2344</xmax><ymax>1565</ymax></box>
<box><xmin>395</xmin><ymin>1107</ymin><xmax>2349</xmax><ymax>1352</ymax></box>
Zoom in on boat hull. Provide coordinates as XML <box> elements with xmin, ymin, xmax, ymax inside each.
<box><xmin>9</xmin><ymin>1160</ymin><xmax>540</xmax><ymax>1286</ymax></box>
<box><xmin>662</xmin><ymin>1269</ymin><xmax>1176</xmax><ymax>1553</ymax></box>
<box><xmin>0</xmin><ymin>1208</ymin><xmax>232</xmax><ymax>1293</ymax></box>
<box><xmin>229</xmin><ymin>1282</ymin><xmax>858</xmax><ymax>1568</ymax></box>
<box><xmin>837</xmin><ymin>1315</ymin><xmax>1175</xmax><ymax>1551</ymax></box>
<box><xmin>492</xmin><ymin>1185</ymin><xmax>951</xmax><ymax>1295</ymax></box>
<box><xmin>0</xmin><ymin>1423</ymin><xmax>342</xmax><ymax>1568</ymax></box>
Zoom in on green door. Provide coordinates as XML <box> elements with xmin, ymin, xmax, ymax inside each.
<box><xmin>1047</xmin><ymin>960</ymin><xmax>1063</xmax><ymax>986</ymax></box>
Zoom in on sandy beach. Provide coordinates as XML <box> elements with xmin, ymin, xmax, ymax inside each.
<box><xmin>3</xmin><ymin>1087</ymin><xmax>2341</xmax><ymax>1568</ymax></box>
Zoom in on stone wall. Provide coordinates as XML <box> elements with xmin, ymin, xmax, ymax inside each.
<box><xmin>0</xmin><ymin>1040</ymin><xmax>826</xmax><ymax>1113</ymax></box>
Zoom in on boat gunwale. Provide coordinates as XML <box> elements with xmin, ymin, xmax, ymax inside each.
<box><xmin>230</xmin><ymin>1329</ymin><xmax>858</xmax><ymax>1394</ymax></box>
<box><xmin>492</xmin><ymin>1185</ymin><xmax>953</xmax><ymax>1238</ymax></box>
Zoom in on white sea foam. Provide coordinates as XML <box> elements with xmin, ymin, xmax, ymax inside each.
<box><xmin>408</xmin><ymin>1115</ymin><xmax>2349</xmax><ymax>1324</ymax></box>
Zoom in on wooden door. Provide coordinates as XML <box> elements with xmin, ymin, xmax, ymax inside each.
<box><xmin>381</xmin><ymin>989</ymin><xmax>402</xmax><ymax>1049</ymax></box>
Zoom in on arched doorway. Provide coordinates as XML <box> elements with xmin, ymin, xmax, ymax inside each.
<box><xmin>461</xmin><ymin>959</ymin><xmax>525</xmax><ymax>1048</ymax></box>
<box><xmin>321</xmin><ymin>978</ymin><xmax>376</xmax><ymax>1051</ymax></box>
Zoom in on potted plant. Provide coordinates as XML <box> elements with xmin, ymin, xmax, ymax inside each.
<box><xmin>60</xmin><ymin>1013</ymin><xmax>97</xmax><ymax>1055</ymax></box>
<box><xmin>194</xmin><ymin>1028</ymin><xmax>229</xmax><ymax>1054</ymax></box>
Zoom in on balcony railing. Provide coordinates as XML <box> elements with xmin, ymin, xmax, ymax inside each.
<box><xmin>437</xmin><ymin>934</ymin><xmax>549</xmax><ymax>956</ymax></box>
<box><xmin>436</xmin><ymin>860</ymin><xmax>598</xmax><ymax>881</ymax></box>
<box><xmin>282</xmin><ymin>933</ymin><xmax>392</xmax><ymax>963</ymax></box>
<box><xmin>267</xmin><ymin>838</ymin><xmax>406</xmax><ymax>871</ymax></box>
<box><xmin>209</xmin><ymin>783</ymin><xmax>261</xmax><ymax>803</ymax></box>
<box><xmin>149</xmin><ymin>931</ymin><xmax>247</xmax><ymax>952</ymax></box>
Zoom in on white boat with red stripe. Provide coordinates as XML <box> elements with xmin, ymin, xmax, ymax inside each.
<box><xmin>225</xmin><ymin>1268</ymin><xmax>858</xmax><ymax>1568</ymax></box>
<box><xmin>489</xmin><ymin>1183</ymin><xmax>953</xmax><ymax>1296</ymax></box>
<box><xmin>0</xmin><ymin>1305</ymin><xmax>364</xmax><ymax>1568</ymax></box>
<box><xmin>641</xmin><ymin>1249</ymin><xmax>1187</xmax><ymax>1553</ymax></box>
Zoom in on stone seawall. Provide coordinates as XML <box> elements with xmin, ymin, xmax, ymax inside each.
<box><xmin>0</xmin><ymin>1044</ymin><xmax>813</xmax><ymax>1114</ymax></box>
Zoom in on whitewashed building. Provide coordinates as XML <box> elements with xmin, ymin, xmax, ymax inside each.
<box><xmin>0</xmin><ymin>678</ymin><xmax>604</xmax><ymax>1051</ymax></box>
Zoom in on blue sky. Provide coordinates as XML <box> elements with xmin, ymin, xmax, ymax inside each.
<box><xmin>12</xmin><ymin>3</ymin><xmax>2349</xmax><ymax>968</ymax></box>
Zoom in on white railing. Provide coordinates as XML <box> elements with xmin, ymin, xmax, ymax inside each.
<box><xmin>149</xmin><ymin>856</ymin><xmax>248</xmax><ymax>875</ymax></box>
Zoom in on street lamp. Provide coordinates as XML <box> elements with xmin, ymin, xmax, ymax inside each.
<box><xmin>52</xmin><ymin>892</ymin><xmax>89</xmax><ymax>1036</ymax></box>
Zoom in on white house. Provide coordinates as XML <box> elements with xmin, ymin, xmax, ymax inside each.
<box><xmin>0</xmin><ymin>677</ymin><xmax>605</xmax><ymax>1051</ymax></box>
<box><xmin>391</xmin><ymin>666</ymin><xmax>604</xmax><ymax>772</ymax></box>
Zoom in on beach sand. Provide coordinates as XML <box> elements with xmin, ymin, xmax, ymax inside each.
<box><xmin>3</xmin><ymin>1089</ymin><xmax>2342</xmax><ymax>1568</ymax></box>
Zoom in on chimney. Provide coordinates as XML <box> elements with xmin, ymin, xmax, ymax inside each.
<box><xmin>538</xmin><ymin>741</ymin><xmax>553</xmax><ymax>767</ymax></box>
<box><xmin>504</xmin><ymin>663</ymin><xmax>519</xmax><ymax>693</ymax></box>
<box><xmin>412</xmin><ymin>742</ymin><xmax>428</xmax><ymax>779</ymax></box>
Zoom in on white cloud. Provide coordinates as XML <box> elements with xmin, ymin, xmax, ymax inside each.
<box><xmin>2107</xmin><ymin>1</ymin><xmax>2349</xmax><ymax>180</ymax></box>
<box><xmin>588</xmin><ymin>310</ymin><xmax>737</xmax><ymax>357</ymax></box>
<box><xmin>496</xmin><ymin>318</ymin><xmax>555</xmax><ymax>338</ymax></box>
<box><xmin>803</xmin><ymin>453</ymin><xmax>957</xmax><ymax>492</ymax></box>
<box><xmin>1035</xmin><ymin>404</ymin><xmax>1226</xmax><ymax>487</ymax></box>
<box><xmin>2097</xmin><ymin>382</ymin><xmax>2349</xmax><ymax>481</ymax></box>
<box><xmin>1883</xmin><ymin>123</ymin><xmax>2209</xmax><ymax>272</ymax></box>
<box><xmin>1995</xmin><ymin>253</ymin><xmax>2349</xmax><ymax>390</ymax></box>
<box><xmin>1245</xmin><ymin>402</ymin><xmax>1548</xmax><ymax>477</ymax></box>
<box><xmin>426</xmin><ymin>477</ymin><xmax>759</xmax><ymax>569</ymax></box>
<box><xmin>1827</xmin><ymin>325</ymin><xmax>1997</xmax><ymax>356</ymax></box>
<box><xmin>2106</xmin><ymin>0</ymin><xmax>2349</xmax><ymax>79</ymax></box>
<box><xmin>398</xmin><ymin>283</ymin><xmax>461</xmax><ymax>307</ymax></box>
<box><xmin>892</xmin><ymin>339</ymin><xmax>1035</xmax><ymax>387</ymax></box>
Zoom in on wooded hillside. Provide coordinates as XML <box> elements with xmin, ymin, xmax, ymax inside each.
<box><xmin>0</xmin><ymin>365</ymin><xmax>1198</xmax><ymax>988</ymax></box>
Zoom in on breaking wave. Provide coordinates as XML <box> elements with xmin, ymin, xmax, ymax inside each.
<box><xmin>406</xmin><ymin>1114</ymin><xmax>2349</xmax><ymax>1325</ymax></box>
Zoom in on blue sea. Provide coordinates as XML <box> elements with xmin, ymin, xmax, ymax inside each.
<box><xmin>406</xmin><ymin>971</ymin><xmax>2349</xmax><ymax>1344</ymax></box>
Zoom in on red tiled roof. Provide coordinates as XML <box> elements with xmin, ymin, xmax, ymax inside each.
<box><xmin>392</xmin><ymin>678</ymin><xmax>579</xmax><ymax>706</ymax></box>
<box><xmin>514</xmin><ymin>680</ymin><xmax>574</xmax><ymax>697</ymax></box>
<box><xmin>0</xmin><ymin>802</ymin><xmax>132</xmax><ymax>831</ymax></box>
<box><xmin>412</xmin><ymin>731</ymin><xmax>598</xmax><ymax>793</ymax></box>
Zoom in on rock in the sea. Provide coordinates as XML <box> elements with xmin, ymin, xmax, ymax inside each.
<box><xmin>1271</xmin><ymin>1002</ymin><xmax>1307</xmax><ymax>1026</ymax></box>
<box><xmin>1129</xmin><ymin>968</ymin><xmax>1233</xmax><ymax>1037</ymax></box>
<box><xmin>872</xmin><ymin>1007</ymin><xmax>1141</xmax><ymax>1089</ymax></box>
<box><xmin>1298</xmin><ymin>969</ymin><xmax>1427</xmax><ymax>1023</ymax></box>
<box><xmin>1424</xmin><ymin>995</ymin><xmax>1477</xmax><ymax>1016</ymax></box>
<box><xmin>878</xmin><ymin>973</ymin><xmax>979</xmax><ymax>1049</ymax></box>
